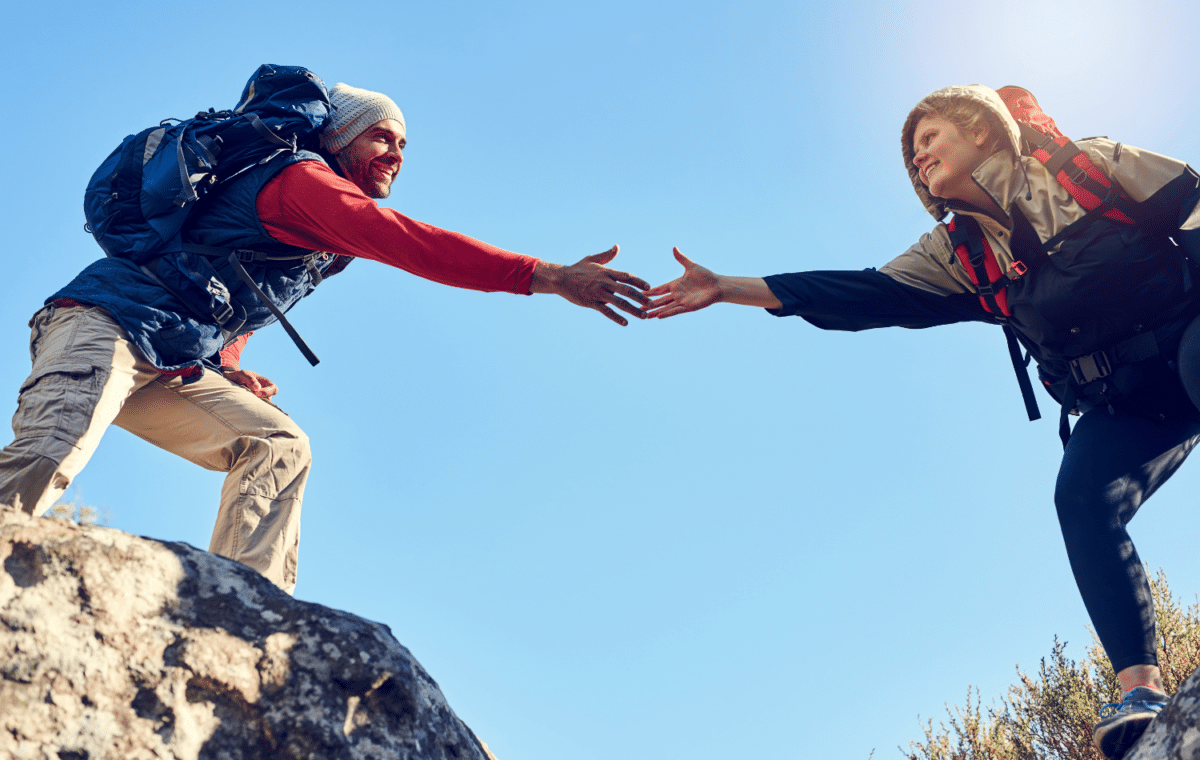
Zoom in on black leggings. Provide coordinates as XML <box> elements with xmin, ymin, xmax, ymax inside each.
<box><xmin>1055</xmin><ymin>316</ymin><xmax>1200</xmax><ymax>673</ymax></box>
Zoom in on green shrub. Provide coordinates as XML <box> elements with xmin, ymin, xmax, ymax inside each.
<box><xmin>905</xmin><ymin>569</ymin><xmax>1200</xmax><ymax>760</ymax></box>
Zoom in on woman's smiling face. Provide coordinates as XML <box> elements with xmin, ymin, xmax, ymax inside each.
<box><xmin>910</xmin><ymin>114</ymin><xmax>991</xmax><ymax>203</ymax></box>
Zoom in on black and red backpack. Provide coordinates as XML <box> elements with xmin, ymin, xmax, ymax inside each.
<box><xmin>944</xmin><ymin>86</ymin><xmax>1155</xmax><ymax>443</ymax></box>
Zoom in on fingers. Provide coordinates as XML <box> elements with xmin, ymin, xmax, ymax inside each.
<box><xmin>584</xmin><ymin>244</ymin><xmax>620</xmax><ymax>266</ymax></box>
<box><xmin>642</xmin><ymin>295</ymin><xmax>677</xmax><ymax>318</ymax></box>
<box><xmin>643</xmin><ymin>281</ymin><xmax>676</xmax><ymax>298</ymax></box>
<box><xmin>581</xmin><ymin>245</ymin><xmax>650</xmax><ymax>291</ymax></box>
<box><xmin>595</xmin><ymin>304</ymin><xmax>629</xmax><ymax>326</ymax></box>
<box><xmin>227</xmin><ymin>369</ymin><xmax>279</xmax><ymax>399</ymax></box>
<box><xmin>645</xmin><ymin>295</ymin><xmax>695</xmax><ymax>319</ymax></box>
<box><xmin>607</xmin><ymin>294</ymin><xmax>646</xmax><ymax>320</ymax></box>
<box><xmin>649</xmin><ymin>304</ymin><xmax>689</xmax><ymax>319</ymax></box>
<box><xmin>562</xmin><ymin>244</ymin><xmax>709</xmax><ymax>324</ymax></box>
<box><xmin>257</xmin><ymin>378</ymin><xmax>279</xmax><ymax>399</ymax></box>
<box><xmin>611</xmin><ymin>271</ymin><xmax>651</xmax><ymax>291</ymax></box>
<box><xmin>611</xmin><ymin>282</ymin><xmax>651</xmax><ymax>306</ymax></box>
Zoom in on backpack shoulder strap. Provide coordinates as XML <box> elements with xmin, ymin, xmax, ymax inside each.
<box><xmin>946</xmin><ymin>214</ymin><xmax>1024</xmax><ymax>319</ymax></box>
<box><xmin>996</xmin><ymin>86</ymin><xmax>1140</xmax><ymax>235</ymax></box>
<box><xmin>946</xmin><ymin>213</ymin><xmax>1041</xmax><ymax>422</ymax></box>
<box><xmin>1019</xmin><ymin>122</ymin><xmax>1139</xmax><ymax>227</ymax></box>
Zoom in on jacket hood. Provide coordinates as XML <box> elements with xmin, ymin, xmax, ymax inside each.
<box><xmin>901</xmin><ymin>84</ymin><xmax>1023</xmax><ymax>221</ymax></box>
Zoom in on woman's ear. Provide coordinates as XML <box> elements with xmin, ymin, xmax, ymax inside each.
<box><xmin>972</xmin><ymin>122</ymin><xmax>991</xmax><ymax>148</ymax></box>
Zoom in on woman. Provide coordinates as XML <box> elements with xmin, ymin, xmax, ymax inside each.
<box><xmin>645</xmin><ymin>84</ymin><xmax>1200</xmax><ymax>760</ymax></box>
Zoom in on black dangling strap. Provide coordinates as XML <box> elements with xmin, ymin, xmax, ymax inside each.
<box><xmin>226</xmin><ymin>252</ymin><xmax>320</xmax><ymax>366</ymax></box>
<box><xmin>1004</xmin><ymin>325</ymin><xmax>1041</xmax><ymax>422</ymax></box>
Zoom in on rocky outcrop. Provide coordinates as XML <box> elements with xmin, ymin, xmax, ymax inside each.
<box><xmin>0</xmin><ymin>505</ymin><xmax>495</xmax><ymax>760</ymax></box>
<box><xmin>1128</xmin><ymin>667</ymin><xmax>1200</xmax><ymax>760</ymax></box>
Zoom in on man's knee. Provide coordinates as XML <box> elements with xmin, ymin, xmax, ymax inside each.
<box><xmin>231</xmin><ymin>422</ymin><xmax>311</xmax><ymax>492</ymax></box>
<box><xmin>275</xmin><ymin>426</ymin><xmax>312</xmax><ymax>471</ymax></box>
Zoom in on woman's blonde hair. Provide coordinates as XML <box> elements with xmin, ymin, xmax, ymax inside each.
<box><xmin>904</xmin><ymin>94</ymin><xmax>1010</xmax><ymax>161</ymax></box>
<box><xmin>901</xmin><ymin>86</ymin><xmax>1019</xmax><ymax>220</ymax></box>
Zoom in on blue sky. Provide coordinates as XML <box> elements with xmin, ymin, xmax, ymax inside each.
<box><xmin>4</xmin><ymin>1</ymin><xmax>1200</xmax><ymax>758</ymax></box>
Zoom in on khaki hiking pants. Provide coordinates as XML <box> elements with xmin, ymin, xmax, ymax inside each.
<box><xmin>0</xmin><ymin>304</ymin><xmax>310</xmax><ymax>594</ymax></box>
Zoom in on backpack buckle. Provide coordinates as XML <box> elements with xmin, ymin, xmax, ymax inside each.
<box><xmin>211</xmin><ymin>301</ymin><xmax>235</xmax><ymax>328</ymax></box>
<box><xmin>234</xmin><ymin>249</ymin><xmax>266</xmax><ymax>263</ymax></box>
<box><xmin>1070</xmin><ymin>350</ymin><xmax>1113</xmax><ymax>384</ymax></box>
<box><xmin>1010</xmin><ymin>260</ymin><xmax>1028</xmax><ymax>279</ymax></box>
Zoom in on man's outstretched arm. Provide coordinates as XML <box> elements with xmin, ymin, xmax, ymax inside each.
<box><xmin>258</xmin><ymin>161</ymin><xmax>649</xmax><ymax>324</ymax></box>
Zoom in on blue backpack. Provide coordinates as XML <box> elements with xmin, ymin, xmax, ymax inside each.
<box><xmin>83</xmin><ymin>64</ymin><xmax>332</xmax><ymax>364</ymax></box>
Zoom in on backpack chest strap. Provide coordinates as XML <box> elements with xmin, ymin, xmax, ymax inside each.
<box><xmin>1068</xmin><ymin>331</ymin><xmax>1160</xmax><ymax>385</ymax></box>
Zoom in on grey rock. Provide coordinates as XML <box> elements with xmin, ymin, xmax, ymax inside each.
<box><xmin>0</xmin><ymin>505</ymin><xmax>496</xmax><ymax>760</ymax></box>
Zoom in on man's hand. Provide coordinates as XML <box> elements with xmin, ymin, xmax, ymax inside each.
<box><xmin>224</xmin><ymin>369</ymin><xmax>279</xmax><ymax>399</ymax></box>
<box><xmin>530</xmin><ymin>245</ymin><xmax>651</xmax><ymax>326</ymax></box>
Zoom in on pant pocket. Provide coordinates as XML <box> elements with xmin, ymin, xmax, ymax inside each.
<box><xmin>14</xmin><ymin>367</ymin><xmax>109</xmax><ymax>448</ymax></box>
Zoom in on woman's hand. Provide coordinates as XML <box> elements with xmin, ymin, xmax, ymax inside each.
<box><xmin>645</xmin><ymin>247</ymin><xmax>782</xmax><ymax>318</ymax></box>
<box><xmin>644</xmin><ymin>247</ymin><xmax>724</xmax><ymax>319</ymax></box>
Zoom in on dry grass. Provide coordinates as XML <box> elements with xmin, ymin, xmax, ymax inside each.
<box><xmin>905</xmin><ymin>570</ymin><xmax>1200</xmax><ymax>760</ymax></box>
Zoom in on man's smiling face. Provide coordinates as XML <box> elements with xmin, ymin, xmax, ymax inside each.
<box><xmin>334</xmin><ymin>119</ymin><xmax>406</xmax><ymax>199</ymax></box>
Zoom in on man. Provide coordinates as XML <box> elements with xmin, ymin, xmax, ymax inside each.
<box><xmin>0</xmin><ymin>82</ymin><xmax>649</xmax><ymax>594</ymax></box>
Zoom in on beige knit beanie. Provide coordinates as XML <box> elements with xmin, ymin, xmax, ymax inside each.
<box><xmin>321</xmin><ymin>83</ymin><xmax>406</xmax><ymax>153</ymax></box>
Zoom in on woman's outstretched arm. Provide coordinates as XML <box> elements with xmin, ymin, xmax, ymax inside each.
<box><xmin>644</xmin><ymin>247</ymin><xmax>781</xmax><ymax>318</ymax></box>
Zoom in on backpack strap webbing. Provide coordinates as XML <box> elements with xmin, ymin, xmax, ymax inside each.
<box><xmin>947</xmin><ymin>214</ymin><xmax>1041</xmax><ymax>421</ymax></box>
<box><xmin>1016</xmin><ymin>123</ymin><xmax>1140</xmax><ymax>228</ymax></box>
<box><xmin>181</xmin><ymin>243</ymin><xmax>321</xmax><ymax>366</ymax></box>
<box><xmin>1004</xmin><ymin>324</ymin><xmax>1041</xmax><ymax>421</ymax></box>
<box><xmin>947</xmin><ymin>214</ymin><xmax>1025</xmax><ymax>319</ymax></box>
<box><xmin>1038</xmin><ymin>182</ymin><xmax>1129</xmax><ymax>255</ymax></box>
<box><xmin>1054</xmin><ymin>330</ymin><xmax>1162</xmax><ymax>448</ymax></box>
<box><xmin>224</xmin><ymin>251</ymin><xmax>320</xmax><ymax>366</ymax></box>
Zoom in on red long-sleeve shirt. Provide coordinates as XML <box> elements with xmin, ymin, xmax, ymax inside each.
<box><xmin>257</xmin><ymin>159</ymin><xmax>540</xmax><ymax>293</ymax></box>
<box><xmin>220</xmin><ymin>159</ymin><xmax>541</xmax><ymax>371</ymax></box>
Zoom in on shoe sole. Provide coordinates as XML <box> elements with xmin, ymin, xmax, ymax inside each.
<box><xmin>1095</xmin><ymin>713</ymin><xmax>1154</xmax><ymax>760</ymax></box>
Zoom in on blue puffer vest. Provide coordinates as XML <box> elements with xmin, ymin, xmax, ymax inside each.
<box><xmin>52</xmin><ymin>150</ymin><xmax>347</xmax><ymax>376</ymax></box>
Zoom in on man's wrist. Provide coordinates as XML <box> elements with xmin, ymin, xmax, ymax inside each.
<box><xmin>529</xmin><ymin>260</ymin><xmax>563</xmax><ymax>295</ymax></box>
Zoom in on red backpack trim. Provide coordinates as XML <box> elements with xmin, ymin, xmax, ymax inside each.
<box><xmin>947</xmin><ymin>215</ymin><xmax>1024</xmax><ymax>319</ymax></box>
<box><xmin>946</xmin><ymin>213</ymin><xmax>1041</xmax><ymax>422</ymax></box>
<box><xmin>997</xmin><ymin>86</ymin><xmax>1139</xmax><ymax>227</ymax></box>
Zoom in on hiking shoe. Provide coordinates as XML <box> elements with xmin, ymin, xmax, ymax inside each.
<box><xmin>1093</xmin><ymin>685</ymin><xmax>1169</xmax><ymax>760</ymax></box>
